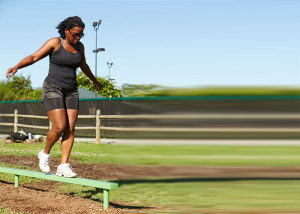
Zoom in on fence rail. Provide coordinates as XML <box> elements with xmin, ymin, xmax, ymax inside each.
<box><xmin>97</xmin><ymin>114</ymin><xmax>300</xmax><ymax>119</ymax></box>
<box><xmin>0</xmin><ymin>109</ymin><xmax>299</xmax><ymax>144</ymax></box>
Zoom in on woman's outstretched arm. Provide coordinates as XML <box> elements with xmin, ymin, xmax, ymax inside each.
<box><xmin>6</xmin><ymin>38</ymin><xmax>58</xmax><ymax>78</ymax></box>
<box><xmin>79</xmin><ymin>42</ymin><xmax>103</xmax><ymax>91</ymax></box>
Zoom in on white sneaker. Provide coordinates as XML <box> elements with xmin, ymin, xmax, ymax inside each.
<box><xmin>56</xmin><ymin>163</ymin><xmax>77</xmax><ymax>178</ymax></box>
<box><xmin>38</xmin><ymin>149</ymin><xmax>50</xmax><ymax>173</ymax></box>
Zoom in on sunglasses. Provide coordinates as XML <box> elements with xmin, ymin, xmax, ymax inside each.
<box><xmin>68</xmin><ymin>29</ymin><xmax>85</xmax><ymax>38</ymax></box>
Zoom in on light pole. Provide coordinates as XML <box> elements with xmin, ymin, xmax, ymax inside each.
<box><xmin>107</xmin><ymin>61</ymin><xmax>113</xmax><ymax>79</ymax></box>
<box><xmin>93</xmin><ymin>20</ymin><xmax>105</xmax><ymax>98</ymax></box>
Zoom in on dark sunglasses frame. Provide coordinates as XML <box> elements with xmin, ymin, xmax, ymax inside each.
<box><xmin>67</xmin><ymin>29</ymin><xmax>85</xmax><ymax>38</ymax></box>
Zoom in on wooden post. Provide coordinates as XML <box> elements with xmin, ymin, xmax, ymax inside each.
<box><xmin>49</xmin><ymin>120</ymin><xmax>52</xmax><ymax>130</ymax></box>
<box><xmin>96</xmin><ymin>110</ymin><xmax>100</xmax><ymax>144</ymax></box>
<box><xmin>14</xmin><ymin>109</ymin><xmax>18</xmax><ymax>133</ymax></box>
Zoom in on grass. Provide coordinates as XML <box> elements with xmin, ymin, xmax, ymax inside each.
<box><xmin>0</xmin><ymin>162</ymin><xmax>43</xmax><ymax>184</ymax></box>
<box><xmin>0</xmin><ymin>207</ymin><xmax>22</xmax><ymax>214</ymax></box>
<box><xmin>53</xmin><ymin>178</ymin><xmax>300</xmax><ymax>212</ymax></box>
<box><xmin>0</xmin><ymin>140</ymin><xmax>300</xmax><ymax>212</ymax></box>
<box><xmin>1</xmin><ymin>141</ymin><xmax>300</xmax><ymax>166</ymax></box>
<box><xmin>118</xmin><ymin>180</ymin><xmax>300</xmax><ymax>211</ymax></box>
<box><xmin>114</xmin><ymin>145</ymin><xmax>300</xmax><ymax>166</ymax></box>
<box><xmin>0</xmin><ymin>141</ymin><xmax>116</xmax><ymax>164</ymax></box>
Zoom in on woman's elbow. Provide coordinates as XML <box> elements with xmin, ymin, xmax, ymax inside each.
<box><xmin>80</xmin><ymin>63</ymin><xmax>89</xmax><ymax>71</ymax></box>
<box><xmin>31</xmin><ymin>55</ymin><xmax>40</xmax><ymax>63</ymax></box>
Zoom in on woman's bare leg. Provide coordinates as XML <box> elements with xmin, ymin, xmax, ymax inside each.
<box><xmin>60</xmin><ymin>109</ymin><xmax>78</xmax><ymax>164</ymax></box>
<box><xmin>44</xmin><ymin>109</ymin><xmax>67</xmax><ymax>154</ymax></box>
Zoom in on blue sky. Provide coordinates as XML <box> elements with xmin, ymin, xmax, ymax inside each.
<box><xmin>0</xmin><ymin>0</ymin><xmax>299</xmax><ymax>88</ymax></box>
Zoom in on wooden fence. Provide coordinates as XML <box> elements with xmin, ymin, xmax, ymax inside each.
<box><xmin>0</xmin><ymin>109</ymin><xmax>299</xmax><ymax>144</ymax></box>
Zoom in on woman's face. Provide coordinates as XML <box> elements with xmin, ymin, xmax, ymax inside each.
<box><xmin>65</xmin><ymin>26</ymin><xmax>84</xmax><ymax>44</ymax></box>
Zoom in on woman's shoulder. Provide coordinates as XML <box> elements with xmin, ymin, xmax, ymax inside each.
<box><xmin>43</xmin><ymin>37</ymin><xmax>61</xmax><ymax>47</ymax></box>
<box><xmin>42</xmin><ymin>37</ymin><xmax>61</xmax><ymax>52</ymax></box>
<box><xmin>47</xmin><ymin>37</ymin><xmax>61</xmax><ymax>44</ymax></box>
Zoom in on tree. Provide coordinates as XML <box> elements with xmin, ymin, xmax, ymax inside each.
<box><xmin>0</xmin><ymin>80</ymin><xmax>8</xmax><ymax>100</ymax></box>
<box><xmin>5</xmin><ymin>74</ymin><xmax>32</xmax><ymax>101</ymax></box>
<box><xmin>6</xmin><ymin>74</ymin><xmax>32</xmax><ymax>93</ymax></box>
<box><xmin>2</xmin><ymin>74</ymin><xmax>42</xmax><ymax>101</ymax></box>
<box><xmin>76</xmin><ymin>71</ymin><xmax>122</xmax><ymax>98</ymax></box>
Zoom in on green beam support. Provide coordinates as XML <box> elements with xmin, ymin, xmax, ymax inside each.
<box><xmin>15</xmin><ymin>174</ymin><xmax>19</xmax><ymax>187</ymax></box>
<box><xmin>0</xmin><ymin>167</ymin><xmax>118</xmax><ymax>210</ymax></box>
<box><xmin>103</xmin><ymin>189</ymin><xmax>109</xmax><ymax>209</ymax></box>
<box><xmin>0</xmin><ymin>167</ymin><xmax>118</xmax><ymax>190</ymax></box>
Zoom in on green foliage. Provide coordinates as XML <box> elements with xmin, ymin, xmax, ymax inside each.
<box><xmin>158</xmin><ymin>86</ymin><xmax>300</xmax><ymax>97</ymax></box>
<box><xmin>17</xmin><ymin>89</ymin><xmax>42</xmax><ymax>101</ymax></box>
<box><xmin>6</xmin><ymin>74</ymin><xmax>32</xmax><ymax>93</ymax></box>
<box><xmin>0</xmin><ymin>80</ymin><xmax>8</xmax><ymax>100</ymax></box>
<box><xmin>121</xmin><ymin>84</ymin><xmax>163</xmax><ymax>97</ymax></box>
<box><xmin>122</xmin><ymin>85</ymin><xmax>300</xmax><ymax>97</ymax></box>
<box><xmin>76</xmin><ymin>71</ymin><xmax>122</xmax><ymax>98</ymax></box>
<box><xmin>5</xmin><ymin>74</ymin><xmax>32</xmax><ymax>100</ymax></box>
<box><xmin>1</xmin><ymin>74</ymin><xmax>42</xmax><ymax>101</ymax></box>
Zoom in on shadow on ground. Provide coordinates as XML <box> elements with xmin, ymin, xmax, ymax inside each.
<box><xmin>112</xmin><ymin>177</ymin><xmax>300</xmax><ymax>186</ymax></box>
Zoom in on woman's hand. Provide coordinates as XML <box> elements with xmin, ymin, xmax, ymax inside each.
<box><xmin>93</xmin><ymin>80</ymin><xmax>103</xmax><ymax>91</ymax></box>
<box><xmin>6</xmin><ymin>67</ymin><xmax>18</xmax><ymax>79</ymax></box>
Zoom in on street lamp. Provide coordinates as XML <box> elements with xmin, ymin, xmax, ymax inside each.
<box><xmin>93</xmin><ymin>20</ymin><xmax>105</xmax><ymax>98</ymax></box>
<box><xmin>107</xmin><ymin>61</ymin><xmax>113</xmax><ymax>79</ymax></box>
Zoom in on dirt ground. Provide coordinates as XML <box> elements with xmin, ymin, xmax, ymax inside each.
<box><xmin>0</xmin><ymin>154</ymin><xmax>299</xmax><ymax>213</ymax></box>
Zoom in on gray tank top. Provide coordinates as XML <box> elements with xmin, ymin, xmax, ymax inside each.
<box><xmin>45</xmin><ymin>37</ymin><xmax>82</xmax><ymax>90</ymax></box>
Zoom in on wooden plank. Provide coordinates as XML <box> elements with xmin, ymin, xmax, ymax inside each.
<box><xmin>96</xmin><ymin>110</ymin><xmax>100</xmax><ymax>144</ymax></box>
<box><xmin>0</xmin><ymin>114</ymin><xmax>14</xmax><ymax>117</ymax></box>
<box><xmin>3</xmin><ymin>113</ymin><xmax>300</xmax><ymax>120</ymax></box>
<box><xmin>97</xmin><ymin>114</ymin><xmax>300</xmax><ymax>120</ymax></box>
<box><xmin>18</xmin><ymin>114</ymin><xmax>48</xmax><ymax>119</ymax></box>
<box><xmin>0</xmin><ymin>167</ymin><xmax>118</xmax><ymax>190</ymax></box>
<box><xmin>78</xmin><ymin>115</ymin><xmax>96</xmax><ymax>119</ymax></box>
<box><xmin>98</xmin><ymin>127</ymin><xmax>300</xmax><ymax>132</ymax></box>
<box><xmin>14</xmin><ymin>109</ymin><xmax>18</xmax><ymax>132</ymax></box>
<box><xmin>0</xmin><ymin>123</ymin><xmax>14</xmax><ymax>126</ymax></box>
<box><xmin>74</xmin><ymin>127</ymin><xmax>95</xmax><ymax>130</ymax></box>
<box><xmin>49</xmin><ymin>120</ymin><xmax>52</xmax><ymax>130</ymax></box>
<box><xmin>17</xmin><ymin>123</ymin><xmax>52</xmax><ymax>130</ymax></box>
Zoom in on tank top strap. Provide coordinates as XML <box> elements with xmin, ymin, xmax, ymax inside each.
<box><xmin>59</xmin><ymin>37</ymin><xmax>65</xmax><ymax>48</ymax></box>
<box><xmin>58</xmin><ymin>37</ymin><xmax>80</xmax><ymax>52</ymax></box>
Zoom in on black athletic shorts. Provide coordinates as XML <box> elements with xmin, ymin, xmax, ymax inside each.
<box><xmin>41</xmin><ymin>81</ymin><xmax>79</xmax><ymax>112</ymax></box>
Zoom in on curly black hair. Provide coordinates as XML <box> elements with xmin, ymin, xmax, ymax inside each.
<box><xmin>56</xmin><ymin>16</ymin><xmax>85</xmax><ymax>38</ymax></box>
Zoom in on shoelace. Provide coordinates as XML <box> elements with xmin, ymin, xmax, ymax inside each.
<box><xmin>66</xmin><ymin>163</ymin><xmax>75</xmax><ymax>173</ymax></box>
<box><xmin>42</xmin><ymin>155</ymin><xmax>50</xmax><ymax>166</ymax></box>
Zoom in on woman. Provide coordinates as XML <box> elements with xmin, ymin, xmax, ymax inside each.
<box><xmin>5</xmin><ymin>16</ymin><xmax>102</xmax><ymax>177</ymax></box>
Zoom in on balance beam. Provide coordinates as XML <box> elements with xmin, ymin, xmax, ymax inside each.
<box><xmin>0</xmin><ymin>167</ymin><xmax>118</xmax><ymax>210</ymax></box>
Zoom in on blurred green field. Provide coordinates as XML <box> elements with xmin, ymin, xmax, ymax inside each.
<box><xmin>0</xmin><ymin>140</ymin><xmax>300</xmax><ymax>213</ymax></box>
<box><xmin>1</xmin><ymin>141</ymin><xmax>300</xmax><ymax>166</ymax></box>
<box><xmin>114</xmin><ymin>145</ymin><xmax>300</xmax><ymax>166</ymax></box>
<box><xmin>145</xmin><ymin>86</ymin><xmax>300</xmax><ymax>97</ymax></box>
<box><xmin>122</xmin><ymin>85</ymin><xmax>300</xmax><ymax>97</ymax></box>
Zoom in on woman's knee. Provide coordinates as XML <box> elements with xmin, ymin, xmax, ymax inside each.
<box><xmin>68</xmin><ymin>122</ymin><xmax>76</xmax><ymax>133</ymax></box>
<box><xmin>53</xmin><ymin>123</ymin><xmax>67</xmax><ymax>134</ymax></box>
